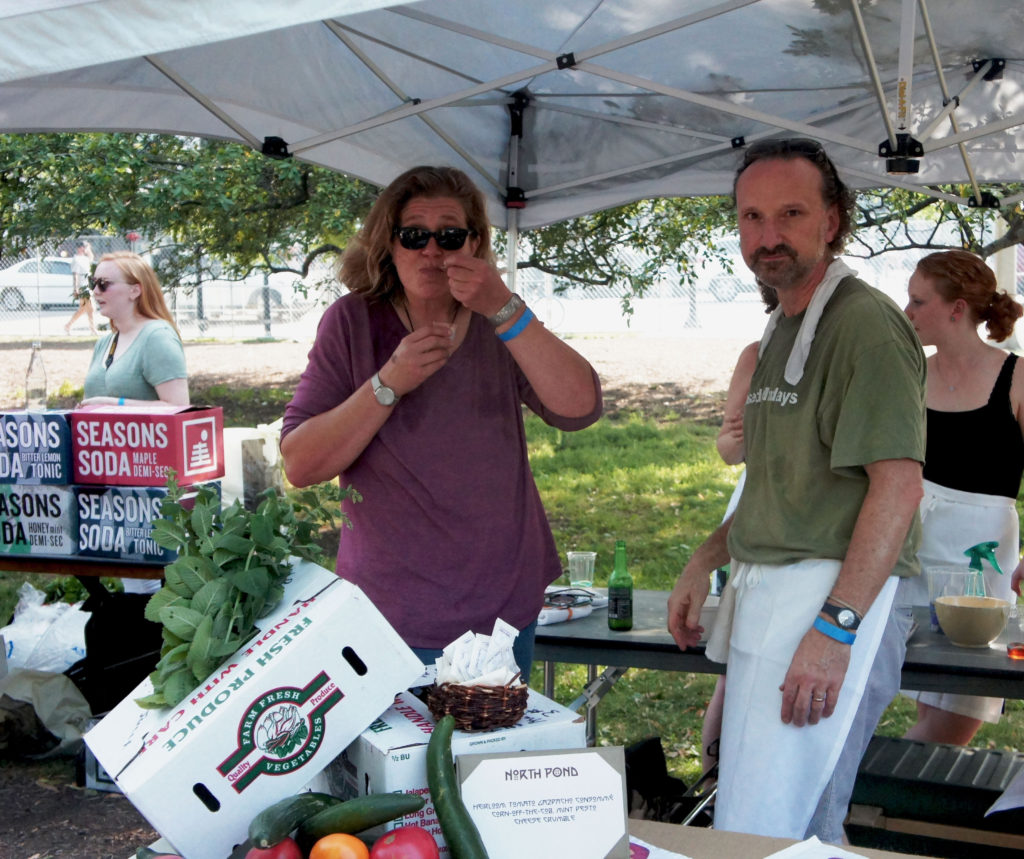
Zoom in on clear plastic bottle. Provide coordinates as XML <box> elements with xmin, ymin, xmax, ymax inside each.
<box><xmin>607</xmin><ymin>539</ymin><xmax>633</xmax><ymax>631</ymax></box>
<box><xmin>25</xmin><ymin>340</ymin><xmax>47</xmax><ymax>410</ymax></box>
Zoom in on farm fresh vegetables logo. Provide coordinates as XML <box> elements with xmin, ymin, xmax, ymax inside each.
<box><xmin>217</xmin><ymin>672</ymin><xmax>342</xmax><ymax>792</ymax></box>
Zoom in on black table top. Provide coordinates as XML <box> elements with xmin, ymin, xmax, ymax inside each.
<box><xmin>535</xmin><ymin>589</ymin><xmax>1024</xmax><ymax>699</ymax></box>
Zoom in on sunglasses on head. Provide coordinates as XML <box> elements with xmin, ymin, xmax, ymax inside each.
<box><xmin>741</xmin><ymin>137</ymin><xmax>835</xmax><ymax>170</ymax></box>
<box><xmin>392</xmin><ymin>226</ymin><xmax>475</xmax><ymax>251</ymax></box>
<box><xmin>88</xmin><ymin>276</ymin><xmax>117</xmax><ymax>292</ymax></box>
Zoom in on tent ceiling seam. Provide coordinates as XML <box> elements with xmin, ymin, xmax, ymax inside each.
<box><xmin>290</xmin><ymin>60</ymin><xmax>554</xmax><ymax>153</ymax></box>
<box><xmin>144</xmin><ymin>55</ymin><xmax>260</xmax><ymax>148</ymax></box>
<box><xmin>841</xmin><ymin>166</ymin><xmax>967</xmax><ymax>203</ymax></box>
<box><xmin>333</xmin><ymin>21</ymin><xmax>486</xmax><ymax>88</ymax></box>
<box><xmin>323</xmin><ymin>20</ymin><xmax>496</xmax><ymax>190</ymax></box>
<box><xmin>393</xmin><ymin>0</ymin><xmax>760</xmax><ymax>89</ymax></box>
<box><xmin>574</xmin><ymin>60</ymin><xmax>875</xmax><ymax>153</ymax></box>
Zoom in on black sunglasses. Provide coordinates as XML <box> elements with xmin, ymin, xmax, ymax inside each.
<box><xmin>88</xmin><ymin>276</ymin><xmax>116</xmax><ymax>293</ymax></box>
<box><xmin>392</xmin><ymin>226</ymin><xmax>475</xmax><ymax>251</ymax></box>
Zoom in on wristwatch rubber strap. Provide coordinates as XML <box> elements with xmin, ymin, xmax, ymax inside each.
<box><xmin>819</xmin><ymin>600</ymin><xmax>860</xmax><ymax>630</ymax></box>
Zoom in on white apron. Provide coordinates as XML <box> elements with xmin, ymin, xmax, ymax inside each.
<box><xmin>897</xmin><ymin>479</ymin><xmax>1017</xmax><ymax>723</ymax></box>
<box><xmin>705</xmin><ymin>471</ymin><xmax>745</xmax><ymax>664</ymax></box>
<box><xmin>715</xmin><ymin>559</ymin><xmax>897</xmax><ymax>838</ymax></box>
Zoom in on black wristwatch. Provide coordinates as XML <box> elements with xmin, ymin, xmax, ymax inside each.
<box><xmin>819</xmin><ymin>600</ymin><xmax>861</xmax><ymax>631</ymax></box>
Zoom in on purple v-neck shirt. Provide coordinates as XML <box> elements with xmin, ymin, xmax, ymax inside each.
<box><xmin>282</xmin><ymin>293</ymin><xmax>602</xmax><ymax>648</ymax></box>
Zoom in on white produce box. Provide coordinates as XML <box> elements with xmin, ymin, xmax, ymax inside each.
<box><xmin>86</xmin><ymin>562</ymin><xmax>423</xmax><ymax>859</ymax></box>
<box><xmin>329</xmin><ymin>688</ymin><xmax>586</xmax><ymax>855</ymax></box>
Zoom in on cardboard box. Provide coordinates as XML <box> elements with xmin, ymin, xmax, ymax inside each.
<box><xmin>330</xmin><ymin>689</ymin><xmax>586</xmax><ymax>855</ymax></box>
<box><xmin>0</xmin><ymin>484</ymin><xmax>76</xmax><ymax>555</ymax></box>
<box><xmin>70</xmin><ymin>404</ymin><xmax>225</xmax><ymax>486</ymax></box>
<box><xmin>84</xmin><ymin>563</ymin><xmax>423</xmax><ymax>859</ymax></box>
<box><xmin>0</xmin><ymin>411</ymin><xmax>72</xmax><ymax>484</ymax></box>
<box><xmin>74</xmin><ymin>481</ymin><xmax>220</xmax><ymax>563</ymax></box>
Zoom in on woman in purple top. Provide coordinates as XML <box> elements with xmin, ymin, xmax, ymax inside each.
<box><xmin>281</xmin><ymin>166</ymin><xmax>602</xmax><ymax>679</ymax></box>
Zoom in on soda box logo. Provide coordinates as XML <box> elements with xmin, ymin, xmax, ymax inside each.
<box><xmin>181</xmin><ymin>416</ymin><xmax>218</xmax><ymax>477</ymax></box>
<box><xmin>217</xmin><ymin>672</ymin><xmax>343</xmax><ymax>792</ymax></box>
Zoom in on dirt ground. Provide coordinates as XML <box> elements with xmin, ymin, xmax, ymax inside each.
<box><xmin>0</xmin><ymin>332</ymin><xmax>746</xmax><ymax>859</ymax></box>
<box><xmin>0</xmin><ymin>333</ymin><xmax>747</xmax><ymax>413</ymax></box>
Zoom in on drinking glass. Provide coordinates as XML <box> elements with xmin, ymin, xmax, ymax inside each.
<box><xmin>566</xmin><ymin>551</ymin><xmax>597</xmax><ymax>588</ymax></box>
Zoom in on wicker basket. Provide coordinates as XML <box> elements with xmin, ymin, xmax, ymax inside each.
<box><xmin>427</xmin><ymin>681</ymin><xmax>528</xmax><ymax>732</ymax></box>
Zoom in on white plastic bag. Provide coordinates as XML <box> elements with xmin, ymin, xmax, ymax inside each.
<box><xmin>0</xmin><ymin>583</ymin><xmax>89</xmax><ymax>673</ymax></box>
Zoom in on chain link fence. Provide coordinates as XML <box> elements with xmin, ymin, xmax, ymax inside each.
<box><xmin>0</xmin><ymin>237</ymin><xmax>342</xmax><ymax>341</ymax></box>
<box><xmin>2</xmin><ymin>232</ymin><xmax>1019</xmax><ymax>343</ymax></box>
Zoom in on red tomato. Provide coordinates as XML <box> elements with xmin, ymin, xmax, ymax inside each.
<box><xmin>309</xmin><ymin>833</ymin><xmax>370</xmax><ymax>859</ymax></box>
<box><xmin>244</xmin><ymin>837</ymin><xmax>302</xmax><ymax>859</ymax></box>
<box><xmin>369</xmin><ymin>826</ymin><xmax>440</xmax><ymax>859</ymax></box>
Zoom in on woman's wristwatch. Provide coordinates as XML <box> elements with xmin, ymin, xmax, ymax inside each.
<box><xmin>370</xmin><ymin>371</ymin><xmax>399</xmax><ymax>406</ymax></box>
<box><xmin>487</xmin><ymin>293</ymin><xmax>524</xmax><ymax>327</ymax></box>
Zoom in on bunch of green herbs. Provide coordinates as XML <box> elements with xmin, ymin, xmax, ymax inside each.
<box><xmin>135</xmin><ymin>473</ymin><xmax>356</xmax><ymax>709</ymax></box>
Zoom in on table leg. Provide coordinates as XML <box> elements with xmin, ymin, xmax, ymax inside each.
<box><xmin>565</xmin><ymin>665</ymin><xmax>629</xmax><ymax>746</ymax></box>
<box><xmin>586</xmin><ymin>664</ymin><xmax>598</xmax><ymax>745</ymax></box>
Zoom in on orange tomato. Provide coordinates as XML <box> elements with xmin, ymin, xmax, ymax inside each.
<box><xmin>309</xmin><ymin>832</ymin><xmax>370</xmax><ymax>859</ymax></box>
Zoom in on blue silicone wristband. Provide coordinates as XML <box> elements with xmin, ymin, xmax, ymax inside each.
<box><xmin>118</xmin><ymin>396</ymin><xmax>125</xmax><ymax>406</ymax></box>
<box><xmin>496</xmin><ymin>307</ymin><xmax>534</xmax><ymax>342</ymax></box>
<box><xmin>813</xmin><ymin>615</ymin><xmax>855</xmax><ymax>645</ymax></box>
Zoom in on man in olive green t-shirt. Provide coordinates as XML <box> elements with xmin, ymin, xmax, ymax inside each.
<box><xmin>668</xmin><ymin>139</ymin><xmax>925</xmax><ymax>843</ymax></box>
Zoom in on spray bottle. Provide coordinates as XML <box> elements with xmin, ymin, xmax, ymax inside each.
<box><xmin>962</xmin><ymin>541</ymin><xmax>1004</xmax><ymax>598</ymax></box>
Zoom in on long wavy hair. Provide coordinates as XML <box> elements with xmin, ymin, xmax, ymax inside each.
<box><xmin>98</xmin><ymin>251</ymin><xmax>181</xmax><ymax>337</ymax></box>
<box><xmin>338</xmin><ymin>166</ymin><xmax>494</xmax><ymax>302</ymax></box>
<box><xmin>916</xmin><ymin>249</ymin><xmax>1022</xmax><ymax>342</ymax></box>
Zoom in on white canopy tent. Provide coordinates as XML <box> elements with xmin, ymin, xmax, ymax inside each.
<box><xmin>1</xmin><ymin>0</ymin><xmax>1022</xmax><ymax>237</ymax></box>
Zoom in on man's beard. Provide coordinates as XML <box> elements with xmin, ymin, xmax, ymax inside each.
<box><xmin>749</xmin><ymin>244</ymin><xmax>817</xmax><ymax>291</ymax></box>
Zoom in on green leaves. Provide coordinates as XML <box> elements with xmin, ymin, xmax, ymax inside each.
<box><xmin>159</xmin><ymin>605</ymin><xmax>206</xmax><ymax>641</ymax></box>
<box><xmin>136</xmin><ymin>472</ymin><xmax>346</xmax><ymax>710</ymax></box>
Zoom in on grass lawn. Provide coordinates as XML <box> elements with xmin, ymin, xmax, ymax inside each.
<box><xmin>1</xmin><ymin>390</ymin><xmax>1021</xmax><ymax>789</ymax></box>
<box><xmin>521</xmin><ymin>410</ymin><xmax>1024</xmax><ymax>785</ymax></box>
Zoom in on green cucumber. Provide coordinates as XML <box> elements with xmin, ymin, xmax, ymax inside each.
<box><xmin>426</xmin><ymin>714</ymin><xmax>489</xmax><ymax>859</ymax></box>
<box><xmin>295</xmin><ymin>792</ymin><xmax>426</xmax><ymax>853</ymax></box>
<box><xmin>248</xmin><ymin>791</ymin><xmax>343</xmax><ymax>848</ymax></box>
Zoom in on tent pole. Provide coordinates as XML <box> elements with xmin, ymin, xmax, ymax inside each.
<box><xmin>916</xmin><ymin>0</ymin><xmax>985</xmax><ymax>206</ymax></box>
<box><xmin>506</xmin><ymin>210</ymin><xmax>519</xmax><ymax>292</ymax></box>
<box><xmin>504</xmin><ymin>91</ymin><xmax>529</xmax><ymax>292</ymax></box>
<box><xmin>848</xmin><ymin>0</ymin><xmax>899</xmax><ymax>150</ymax></box>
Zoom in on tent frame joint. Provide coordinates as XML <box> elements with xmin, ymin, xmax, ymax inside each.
<box><xmin>261</xmin><ymin>136</ymin><xmax>291</xmax><ymax>160</ymax></box>
<box><xmin>505</xmin><ymin>187</ymin><xmax>527</xmax><ymax>209</ymax></box>
<box><xmin>972</xmin><ymin>58</ymin><xmax>1005</xmax><ymax>81</ymax></box>
<box><xmin>878</xmin><ymin>133</ymin><xmax>923</xmax><ymax>175</ymax></box>
<box><xmin>968</xmin><ymin>190</ymin><xmax>1001</xmax><ymax>209</ymax></box>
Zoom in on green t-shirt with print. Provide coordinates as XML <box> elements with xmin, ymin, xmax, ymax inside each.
<box><xmin>728</xmin><ymin>276</ymin><xmax>926</xmax><ymax>577</ymax></box>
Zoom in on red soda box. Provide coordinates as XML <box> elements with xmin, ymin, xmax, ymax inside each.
<box><xmin>71</xmin><ymin>405</ymin><xmax>224</xmax><ymax>486</ymax></box>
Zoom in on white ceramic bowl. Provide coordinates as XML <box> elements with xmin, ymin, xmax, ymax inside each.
<box><xmin>934</xmin><ymin>595</ymin><xmax>1011</xmax><ymax>647</ymax></box>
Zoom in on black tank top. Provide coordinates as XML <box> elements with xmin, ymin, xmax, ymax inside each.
<box><xmin>924</xmin><ymin>353</ymin><xmax>1024</xmax><ymax>498</ymax></box>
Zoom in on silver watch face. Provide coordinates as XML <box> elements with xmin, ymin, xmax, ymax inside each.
<box><xmin>837</xmin><ymin>608</ymin><xmax>856</xmax><ymax>629</ymax></box>
<box><xmin>372</xmin><ymin>373</ymin><xmax>397</xmax><ymax>405</ymax></box>
<box><xmin>374</xmin><ymin>384</ymin><xmax>396</xmax><ymax>406</ymax></box>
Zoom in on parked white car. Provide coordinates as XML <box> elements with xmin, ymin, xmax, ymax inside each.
<box><xmin>0</xmin><ymin>256</ymin><xmax>78</xmax><ymax>310</ymax></box>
